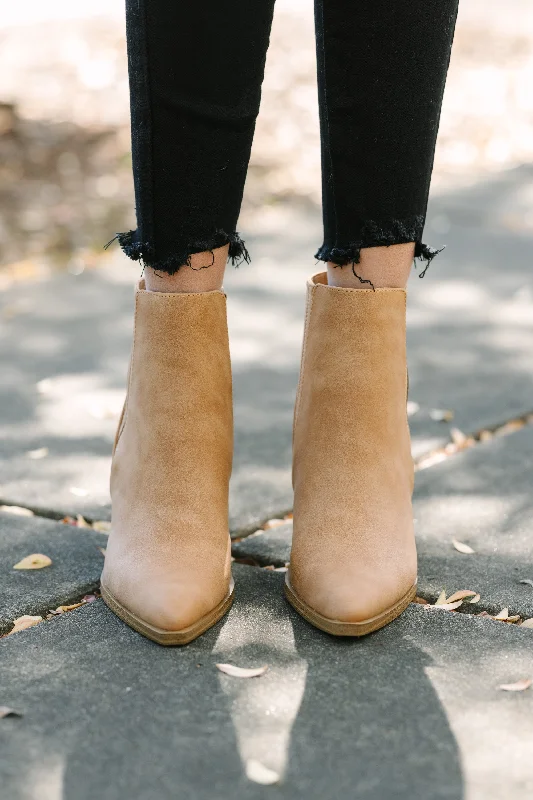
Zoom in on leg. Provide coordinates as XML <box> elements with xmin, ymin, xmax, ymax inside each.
<box><xmin>315</xmin><ymin>0</ymin><xmax>458</xmax><ymax>288</ymax></box>
<box><xmin>102</xmin><ymin>0</ymin><xmax>275</xmax><ymax>643</ymax></box>
<box><xmin>287</xmin><ymin>0</ymin><xmax>458</xmax><ymax>635</ymax></box>
<box><xmin>116</xmin><ymin>0</ymin><xmax>275</xmax><ymax>291</ymax></box>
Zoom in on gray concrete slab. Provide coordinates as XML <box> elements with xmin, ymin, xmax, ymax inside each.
<box><xmin>233</xmin><ymin>425</ymin><xmax>533</xmax><ymax>619</ymax></box>
<box><xmin>2</xmin><ymin>168</ymin><xmax>533</xmax><ymax>530</ymax></box>
<box><xmin>233</xmin><ymin>523</ymin><xmax>293</xmax><ymax>567</ymax></box>
<box><xmin>1</xmin><ymin>563</ymin><xmax>533</xmax><ymax>800</ymax></box>
<box><xmin>0</xmin><ymin>510</ymin><xmax>106</xmax><ymax>634</ymax></box>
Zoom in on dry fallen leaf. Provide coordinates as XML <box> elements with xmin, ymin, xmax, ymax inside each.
<box><xmin>450</xmin><ymin>427</ymin><xmax>467</xmax><ymax>446</ymax></box>
<box><xmin>416</xmin><ymin>451</ymin><xmax>448</xmax><ymax>470</ymax></box>
<box><xmin>0</xmin><ymin>707</ymin><xmax>22</xmax><ymax>719</ymax></box>
<box><xmin>435</xmin><ymin>590</ymin><xmax>448</xmax><ymax>606</ymax></box>
<box><xmin>494</xmin><ymin>608</ymin><xmax>509</xmax><ymax>620</ymax></box>
<box><xmin>9</xmin><ymin>615</ymin><xmax>43</xmax><ymax>635</ymax></box>
<box><xmin>497</xmin><ymin>420</ymin><xmax>526</xmax><ymax>436</ymax></box>
<box><xmin>69</xmin><ymin>487</ymin><xmax>89</xmax><ymax>497</ymax></box>
<box><xmin>431</xmin><ymin>600</ymin><xmax>463</xmax><ymax>611</ymax></box>
<box><xmin>429</xmin><ymin>408</ymin><xmax>454</xmax><ymax>422</ymax></box>
<box><xmin>0</xmin><ymin>505</ymin><xmax>34</xmax><ymax>517</ymax></box>
<box><xmin>26</xmin><ymin>447</ymin><xmax>49</xmax><ymax>460</ymax></box>
<box><xmin>36</xmin><ymin>378</ymin><xmax>53</xmax><ymax>394</ymax></box>
<box><xmin>53</xmin><ymin>602</ymin><xmax>85</xmax><ymax>615</ymax></box>
<box><xmin>92</xmin><ymin>520</ymin><xmax>112</xmax><ymax>534</ymax></box>
<box><xmin>446</xmin><ymin>590</ymin><xmax>478</xmax><ymax>603</ymax></box>
<box><xmin>246</xmin><ymin>760</ymin><xmax>280</xmax><ymax>785</ymax></box>
<box><xmin>506</xmin><ymin>616</ymin><xmax>521</xmax><ymax>624</ymax></box>
<box><xmin>452</xmin><ymin>538</ymin><xmax>475</xmax><ymax>555</ymax></box>
<box><xmin>263</xmin><ymin>518</ymin><xmax>285</xmax><ymax>529</ymax></box>
<box><xmin>76</xmin><ymin>514</ymin><xmax>91</xmax><ymax>529</ymax></box>
<box><xmin>13</xmin><ymin>554</ymin><xmax>52</xmax><ymax>570</ymax></box>
<box><xmin>498</xmin><ymin>678</ymin><xmax>532</xmax><ymax>692</ymax></box>
<box><xmin>519</xmin><ymin>618</ymin><xmax>533</xmax><ymax>628</ymax></box>
<box><xmin>407</xmin><ymin>400</ymin><xmax>420</xmax><ymax>417</ymax></box>
<box><xmin>414</xmin><ymin>596</ymin><xmax>429</xmax><ymax>605</ymax></box>
<box><xmin>216</xmin><ymin>664</ymin><xmax>268</xmax><ymax>678</ymax></box>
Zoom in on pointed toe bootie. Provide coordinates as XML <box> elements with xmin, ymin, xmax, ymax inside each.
<box><xmin>101</xmin><ymin>280</ymin><xmax>234</xmax><ymax>645</ymax></box>
<box><xmin>286</xmin><ymin>272</ymin><xmax>417</xmax><ymax>636</ymax></box>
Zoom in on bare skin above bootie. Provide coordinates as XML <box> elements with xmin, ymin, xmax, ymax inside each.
<box><xmin>101</xmin><ymin>281</ymin><xmax>234</xmax><ymax>645</ymax></box>
<box><xmin>287</xmin><ymin>272</ymin><xmax>417</xmax><ymax>636</ymax></box>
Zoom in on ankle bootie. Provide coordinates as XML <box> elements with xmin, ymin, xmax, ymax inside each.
<box><xmin>101</xmin><ymin>280</ymin><xmax>234</xmax><ymax>645</ymax></box>
<box><xmin>286</xmin><ymin>272</ymin><xmax>417</xmax><ymax>636</ymax></box>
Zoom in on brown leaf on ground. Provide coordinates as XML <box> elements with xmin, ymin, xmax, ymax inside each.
<box><xmin>452</xmin><ymin>538</ymin><xmax>475</xmax><ymax>554</ymax></box>
<box><xmin>434</xmin><ymin>600</ymin><xmax>464</xmax><ymax>611</ymax></box>
<box><xmin>414</xmin><ymin>596</ymin><xmax>429</xmax><ymax>605</ymax></box>
<box><xmin>9</xmin><ymin>615</ymin><xmax>43</xmax><ymax>635</ymax></box>
<box><xmin>52</xmin><ymin>601</ymin><xmax>85</xmax><ymax>615</ymax></box>
<box><xmin>13</xmin><ymin>554</ymin><xmax>52</xmax><ymax>570</ymax></box>
<box><xmin>216</xmin><ymin>664</ymin><xmax>268</xmax><ymax>678</ymax></box>
<box><xmin>429</xmin><ymin>408</ymin><xmax>454</xmax><ymax>422</ymax></box>
<box><xmin>263</xmin><ymin>518</ymin><xmax>285</xmax><ymax>529</ymax></box>
<box><xmin>69</xmin><ymin>487</ymin><xmax>88</xmax><ymax>497</ymax></box>
<box><xmin>450</xmin><ymin>427</ymin><xmax>468</xmax><ymax>446</ymax></box>
<box><xmin>494</xmin><ymin>608</ymin><xmax>509</xmax><ymax>620</ymax></box>
<box><xmin>26</xmin><ymin>447</ymin><xmax>49</xmax><ymax>460</ymax></box>
<box><xmin>506</xmin><ymin>615</ymin><xmax>521</xmax><ymax>624</ymax></box>
<box><xmin>92</xmin><ymin>520</ymin><xmax>111</xmax><ymax>533</ymax></box>
<box><xmin>0</xmin><ymin>707</ymin><xmax>22</xmax><ymax>719</ymax></box>
<box><xmin>0</xmin><ymin>505</ymin><xmax>34</xmax><ymax>517</ymax></box>
<box><xmin>498</xmin><ymin>678</ymin><xmax>532</xmax><ymax>692</ymax></box>
<box><xmin>407</xmin><ymin>400</ymin><xmax>420</xmax><ymax>417</ymax></box>
<box><xmin>246</xmin><ymin>760</ymin><xmax>280</xmax><ymax>785</ymax></box>
<box><xmin>446</xmin><ymin>589</ymin><xmax>478</xmax><ymax>603</ymax></box>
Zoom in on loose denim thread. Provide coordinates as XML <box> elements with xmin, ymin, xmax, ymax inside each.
<box><xmin>104</xmin><ymin>229</ymin><xmax>250</xmax><ymax>275</ymax></box>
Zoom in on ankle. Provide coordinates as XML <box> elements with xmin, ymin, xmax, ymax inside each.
<box><xmin>326</xmin><ymin>242</ymin><xmax>415</xmax><ymax>289</ymax></box>
<box><xmin>144</xmin><ymin>245</ymin><xmax>229</xmax><ymax>292</ymax></box>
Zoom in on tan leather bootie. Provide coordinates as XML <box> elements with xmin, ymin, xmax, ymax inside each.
<box><xmin>101</xmin><ymin>280</ymin><xmax>234</xmax><ymax>645</ymax></box>
<box><xmin>286</xmin><ymin>272</ymin><xmax>417</xmax><ymax>636</ymax></box>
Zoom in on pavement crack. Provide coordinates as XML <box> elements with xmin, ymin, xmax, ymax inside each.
<box><xmin>415</xmin><ymin>409</ymin><xmax>533</xmax><ymax>471</ymax></box>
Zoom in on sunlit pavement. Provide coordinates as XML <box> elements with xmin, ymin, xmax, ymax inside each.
<box><xmin>2</xmin><ymin>1</ymin><xmax>533</xmax><ymax>798</ymax></box>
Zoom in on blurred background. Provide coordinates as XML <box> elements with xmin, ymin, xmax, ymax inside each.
<box><xmin>2</xmin><ymin>0</ymin><xmax>533</xmax><ymax>278</ymax></box>
<box><xmin>2</xmin><ymin>0</ymin><xmax>533</xmax><ymax>528</ymax></box>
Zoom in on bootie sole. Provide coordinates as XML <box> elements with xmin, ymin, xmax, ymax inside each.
<box><xmin>284</xmin><ymin>578</ymin><xmax>416</xmax><ymax>637</ymax></box>
<box><xmin>100</xmin><ymin>581</ymin><xmax>234</xmax><ymax>645</ymax></box>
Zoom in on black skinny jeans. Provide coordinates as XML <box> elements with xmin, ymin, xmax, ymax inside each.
<box><xmin>114</xmin><ymin>0</ymin><xmax>459</xmax><ymax>276</ymax></box>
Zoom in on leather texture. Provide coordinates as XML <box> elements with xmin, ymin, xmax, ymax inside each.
<box><xmin>290</xmin><ymin>272</ymin><xmax>417</xmax><ymax>623</ymax></box>
<box><xmin>102</xmin><ymin>280</ymin><xmax>233</xmax><ymax>631</ymax></box>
